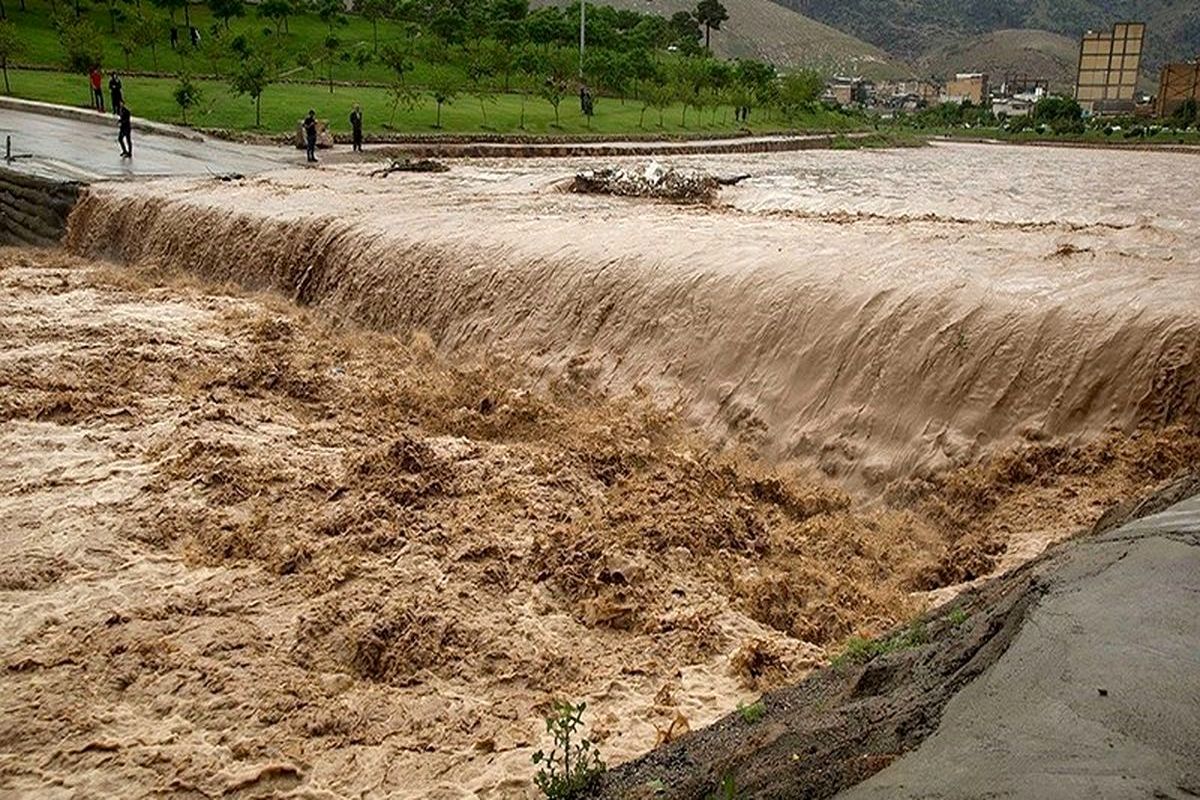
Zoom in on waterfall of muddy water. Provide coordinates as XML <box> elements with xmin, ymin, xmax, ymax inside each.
<box><xmin>3</xmin><ymin>143</ymin><xmax>1199</xmax><ymax>800</ymax></box>
<box><xmin>66</xmin><ymin>142</ymin><xmax>1200</xmax><ymax>488</ymax></box>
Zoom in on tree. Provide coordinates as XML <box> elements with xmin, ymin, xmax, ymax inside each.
<box><xmin>102</xmin><ymin>0</ymin><xmax>125</xmax><ymax>34</ymax></box>
<box><xmin>59</xmin><ymin>18</ymin><xmax>104</xmax><ymax>75</ymax></box>
<box><xmin>150</xmin><ymin>0</ymin><xmax>186</xmax><ymax>24</ymax></box>
<box><xmin>464</xmin><ymin>41</ymin><xmax>501</xmax><ymax>127</ymax></box>
<box><xmin>173</xmin><ymin>72</ymin><xmax>201</xmax><ymax>123</ymax></box>
<box><xmin>775</xmin><ymin>69</ymin><xmax>822</xmax><ymax>120</ymax></box>
<box><xmin>230</xmin><ymin>52</ymin><xmax>272</xmax><ymax>127</ymax></box>
<box><xmin>257</xmin><ymin>0</ymin><xmax>291</xmax><ymax>34</ymax></box>
<box><xmin>128</xmin><ymin>6</ymin><xmax>164</xmax><ymax>69</ymax></box>
<box><xmin>356</xmin><ymin>0</ymin><xmax>388</xmax><ymax>52</ymax></box>
<box><xmin>525</xmin><ymin>6</ymin><xmax>569</xmax><ymax>49</ymax></box>
<box><xmin>313</xmin><ymin>0</ymin><xmax>345</xmax><ymax>35</ymax></box>
<box><xmin>643</xmin><ymin>78</ymin><xmax>673</xmax><ymax>127</ymax></box>
<box><xmin>1032</xmin><ymin>95</ymin><xmax>1083</xmax><ymax>134</ymax></box>
<box><xmin>427</xmin><ymin>65</ymin><xmax>460</xmax><ymax>128</ymax></box>
<box><xmin>694</xmin><ymin>0</ymin><xmax>727</xmax><ymax>52</ymax></box>
<box><xmin>668</xmin><ymin>10</ymin><xmax>700</xmax><ymax>53</ymax></box>
<box><xmin>380</xmin><ymin>40</ymin><xmax>417</xmax><ymax>125</ymax></box>
<box><xmin>320</xmin><ymin>33</ymin><xmax>341</xmax><ymax>92</ymax></box>
<box><xmin>209</xmin><ymin>0</ymin><xmax>243</xmax><ymax>30</ymax></box>
<box><xmin>0</xmin><ymin>20</ymin><xmax>21</xmax><ymax>94</ymax></box>
<box><xmin>537</xmin><ymin>47</ymin><xmax>574</xmax><ymax>127</ymax></box>
<box><xmin>1171</xmin><ymin>97</ymin><xmax>1198</xmax><ymax>129</ymax></box>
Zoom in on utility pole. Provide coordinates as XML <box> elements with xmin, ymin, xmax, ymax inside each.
<box><xmin>579</xmin><ymin>0</ymin><xmax>586</xmax><ymax>78</ymax></box>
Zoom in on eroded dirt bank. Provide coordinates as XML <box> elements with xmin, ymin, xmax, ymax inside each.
<box><xmin>1</xmin><ymin>247</ymin><xmax>1198</xmax><ymax>799</ymax></box>
<box><xmin>62</xmin><ymin>146</ymin><xmax>1200</xmax><ymax>492</ymax></box>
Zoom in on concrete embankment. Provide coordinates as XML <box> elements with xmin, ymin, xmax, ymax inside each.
<box><xmin>0</xmin><ymin>167</ymin><xmax>83</xmax><ymax>247</ymax></box>
<box><xmin>597</xmin><ymin>480</ymin><xmax>1200</xmax><ymax>800</ymax></box>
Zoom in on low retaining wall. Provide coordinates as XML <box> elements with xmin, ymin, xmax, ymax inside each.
<box><xmin>370</xmin><ymin>133</ymin><xmax>857</xmax><ymax>160</ymax></box>
<box><xmin>0</xmin><ymin>167</ymin><xmax>85</xmax><ymax>247</ymax></box>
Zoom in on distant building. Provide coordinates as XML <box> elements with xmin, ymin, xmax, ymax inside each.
<box><xmin>943</xmin><ymin>73</ymin><xmax>989</xmax><ymax>105</ymax></box>
<box><xmin>825</xmin><ymin>76</ymin><xmax>871</xmax><ymax>107</ymax></box>
<box><xmin>1075</xmin><ymin>22</ymin><xmax>1145</xmax><ymax>115</ymax></box>
<box><xmin>997</xmin><ymin>75</ymin><xmax>1050</xmax><ymax>98</ymax></box>
<box><xmin>992</xmin><ymin>97</ymin><xmax>1035</xmax><ymax>118</ymax></box>
<box><xmin>1157</xmin><ymin>60</ymin><xmax>1200</xmax><ymax>118</ymax></box>
<box><xmin>873</xmin><ymin>79</ymin><xmax>940</xmax><ymax>111</ymax></box>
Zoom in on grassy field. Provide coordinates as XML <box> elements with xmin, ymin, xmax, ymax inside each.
<box><xmin>10</xmin><ymin>0</ymin><xmax>446</xmax><ymax>86</ymax></box>
<box><xmin>3</xmin><ymin>0</ymin><xmax>871</xmax><ymax>136</ymax></box>
<box><xmin>7</xmin><ymin>67</ymin><xmax>863</xmax><ymax>136</ymax></box>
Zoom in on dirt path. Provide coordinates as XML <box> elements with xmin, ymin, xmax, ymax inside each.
<box><xmin>1</xmin><ymin>247</ymin><xmax>1197</xmax><ymax>798</ymax></box>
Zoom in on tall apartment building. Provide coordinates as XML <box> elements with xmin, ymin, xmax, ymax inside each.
<box><xmin>1075</xmin><ymin>22</ymin><xmax>1145</xmax><ymax>115</ymax></box>
<box><xmin>1157</xmin><ymin>61</ymin><xmax>1200</xmax><ymax>118</ymax></box>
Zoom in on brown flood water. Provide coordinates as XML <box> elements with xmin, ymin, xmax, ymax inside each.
<box><xmin>0</xmin><ymin>142</ymin><xmax>1197</xmax><ymax>799</ymax></box>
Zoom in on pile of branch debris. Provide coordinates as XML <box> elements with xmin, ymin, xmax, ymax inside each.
<box><xmin>569</xmin><ymin>161</ymin><xmax>733</xmax><ymax>204</ymax></box>
<box><xmin>370</xmin><ymin>158</ymin><xmax>450</xmax><ymax>177</ymax></box>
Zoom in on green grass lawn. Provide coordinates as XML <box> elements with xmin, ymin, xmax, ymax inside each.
<box><xmin>7</xmin><ymin>67</ymin><xmax>861</xmax><ymax>136</ymax></box>
<box><xmin>9</xmin><ymin>0</ymin><xmax>447</xmax><ymax>86</ymax></box>
<box><xmin>3</xmin><ymin>0</ymin><xmax>866</xmax><ymax>136</ymax></box>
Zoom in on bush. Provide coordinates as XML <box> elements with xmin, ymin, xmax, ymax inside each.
<box><xmin>532</xmin><ymin>701</ymin><xmax>605</xmax><ymax>800</ymax></box>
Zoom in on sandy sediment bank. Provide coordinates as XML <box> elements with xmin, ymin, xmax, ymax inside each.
<box><xmin>64</xmin><ymin>148</ymin><xmax>1200</xmax><ymax>491</ymax></box>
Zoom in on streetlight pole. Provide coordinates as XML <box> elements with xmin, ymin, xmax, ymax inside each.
<box><xmin>579</xmin><ymin>0</ymin><xmax>586</xmax><ymax>79</ymax></box>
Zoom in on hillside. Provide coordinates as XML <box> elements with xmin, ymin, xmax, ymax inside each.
<box><xmin>917</xmin><ymin>29</ymin><xmax>1080</xmax><ymax>90</ymax></box>
<box><xmin>774</xmin><ymin>0</ymin><xmax>1200</xmax><ymax>78</ymax></box>
<box><xmin>532</xmin><ymin>0</ymin><xmax>915</xmax><ymax>79</ymax></box>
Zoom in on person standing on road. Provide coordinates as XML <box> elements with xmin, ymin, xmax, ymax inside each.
<box><xmin>349</xmin><ymin>104</ymin><xmax>363</xmax><ymax>152</ymax></box>
<box><xmin>303</xmin><ymin>109</ymin><xmax>319</xmax><ymax>163</ymax></box>
<box><xmin>118</xmin><ymin>103</ymin><xmax>133</xmax><ymax>159</ymax></box>
<box><xmin>89</xmin><ymin>67</ymin><xmax>105</xmax><ymax>112</ymax></box>
<box><xmin>109</xmin><ymin>73</ymin><xmax>124</xmax><ymax>115</ymax></box>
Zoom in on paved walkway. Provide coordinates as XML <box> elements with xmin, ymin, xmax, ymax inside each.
<box><xmin>1</xmin><ymin>107</ymin><xmax>292</xmax><ymax>181</ymax></box>
<box><xmin>839</xmin><ymin>494</ymin><xmax>1200</xmax><ymax>800</ymax></box>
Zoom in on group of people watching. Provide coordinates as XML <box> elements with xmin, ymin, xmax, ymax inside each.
<box><xmin>88</xmin><ymin>67</ymin><xmax>134</xmax><ymax>159</ymax></box>
<box><xmin>303</xmin><ymin>104</ymin><xmax>364</xmax><ymax>163</ymax></box>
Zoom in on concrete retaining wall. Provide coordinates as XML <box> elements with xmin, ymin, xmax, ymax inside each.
<box><xmin>0</xmin><ymin>167</ymin><xmax>85</xmax><ymax>247</ymax></box>
<box><xmin>371</xmin><ymin>133</ymin><xmax>862</xmax><ymax>160</ymax></box>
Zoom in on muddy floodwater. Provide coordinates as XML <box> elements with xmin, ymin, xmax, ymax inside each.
<box><xmin>1</xmin><ymin>142</ymin><xmax>1199</xmax><ymax>799</ymax></box>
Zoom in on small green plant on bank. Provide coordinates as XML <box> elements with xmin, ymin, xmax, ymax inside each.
<box><xmin>832</xmin><ymin>619</ymin><xmax>929</xmax><ymax>667</ymax></box>
<box><xmin>532</xmin><ymin>701</ymin><xmax>606</xmax><ymax>800</ymax></box>
<box><xmin>706</xmin><ymin>771</ymin><xmax>743</xmax><ymax>800</ymax></box>
<box><xmin>737</xmin><ymin>699</ymin><xmax>766</xmax><ymax>724</ymax></box>
<box><xmin>948</xmin><ymin>606</ymin><xmax>970</xmax><ymax>627</ymax></box>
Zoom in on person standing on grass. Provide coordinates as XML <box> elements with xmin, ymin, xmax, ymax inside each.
<box><xmin>304</xmin><ymin>109</ymin><xmax>319</xmax><ymax>163</ymax></box>
<box><xmin>170</xmin><ymin>25</ymin><xmax>179</xmax><ymax>50</ymax></box>
<box><xmin>349</xmin><ymin>104</ymin><xmax>363</xmax><ymax>152</ymax></box>
<box><xmin>89</xmin><ymin>67</ymin><xmax>105</xmax><ymax>112</ymax></box>
<box><xmin>118</xmin><ymin>102</ymin><xmax>133</xmax><ymax>159</ymax></box>
<box><xmin>109</xmin><ymin>73</ymin><xmax>124</xmax><ymax>116</ymax></box>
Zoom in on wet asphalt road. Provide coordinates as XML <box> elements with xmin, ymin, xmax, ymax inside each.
<box><xmin>0</xmin><ymin>108</ymin><xmax>293</xmax><ymax>181</ymax></box>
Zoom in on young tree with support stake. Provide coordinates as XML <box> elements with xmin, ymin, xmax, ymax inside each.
<box><xmin>231</xmin><ymin>52</ymin><xmax>273</xmax><ymax>127</ymax></box>
<box><xmin>427</xmin><ymin>66</ymin><xmax>460</xmax><ymax>129</ymax></box>
<box><xmin>173</xmin><ymin>72</ymin><xmax>201</xmax><ymax>123</ymax></box>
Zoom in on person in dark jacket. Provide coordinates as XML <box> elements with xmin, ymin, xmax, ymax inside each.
<box><xmin>349</xmin><ymin>104</ymin><xmax>363</xmax><ymax>152</ymax></box>
<box><xmin>118</xmin><ymin>103</ymin><xmax>133</xmax><ymax>158</ymax></box>
<box><xmin>109</xmin><ymin>73</ymin><xmax>124</xmax><ymax>115</ymax></box>
<box><xmin>303</xmin><ymin>109</ymin><xmax>319</xmax><ymax>162</ymax></box>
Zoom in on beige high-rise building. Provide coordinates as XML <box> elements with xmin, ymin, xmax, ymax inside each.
<box><xmin>1075</xmin><ymin>22</ymin><xmax>1145</xmax><ymax>115</ymax></box>
<box><xmin>1157</xmin><ymin>61</ymin><xmax>1200</xmax><ymax>118</ymax></box>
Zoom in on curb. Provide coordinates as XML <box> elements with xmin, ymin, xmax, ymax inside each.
<box><xmin>0</xmin><ymin>96</ymin><xmax>205</xmax><ymax>143</ymax></box>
